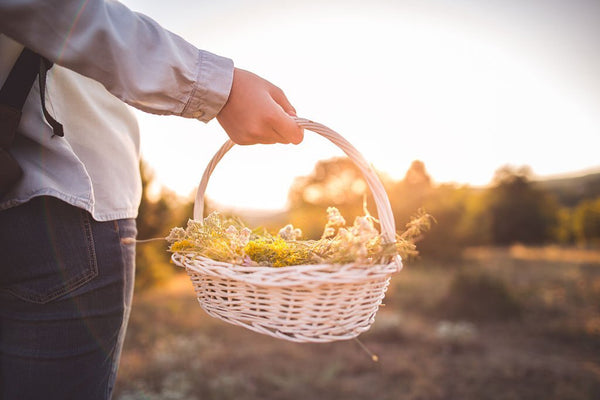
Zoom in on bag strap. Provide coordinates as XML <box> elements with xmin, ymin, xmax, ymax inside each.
<box><xmin>38</xmin><ymin>57</ymin><xmax>63</xmax><ymax>137</ymax></box>
<box><xmin>0</xmin><ymin>47</ymin><xmax>63</xmax><ymax>137</ymax></box>
<box><xmin>0</xmin><ymin>48</ymin><xmax>39</xmax><ymax>110</ymax></box>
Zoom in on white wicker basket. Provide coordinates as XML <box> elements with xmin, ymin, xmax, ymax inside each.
<box><xmin>171</xmin><ymin>118</ymin><xmax>402</xmax><ymax>343</ymax></box>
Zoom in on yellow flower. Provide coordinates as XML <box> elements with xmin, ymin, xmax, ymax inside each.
<box><xmin>170</xmin><ymin>239</ymin><xmax>194</xmax><ymax>252</ymax></box>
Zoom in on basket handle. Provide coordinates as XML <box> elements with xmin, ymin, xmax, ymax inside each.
<box><xmin>193</xmin><ymin>117</ymin><xmax>398</xmax><ymax>244</ymax></box>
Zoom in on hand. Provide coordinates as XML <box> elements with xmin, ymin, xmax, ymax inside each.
<box><xmin>216</xmin><ymin>68</ymin><xmax>304</xmax><ymax>145</ymax></box>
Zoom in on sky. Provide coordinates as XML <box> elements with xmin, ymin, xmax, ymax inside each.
<box><xmin>121</xmin><ymin>0</ymin><xmax>600</xmax><ymax>210</ymax></box>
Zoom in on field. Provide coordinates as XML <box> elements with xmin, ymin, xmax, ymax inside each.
<box><xmin>114</xmin><ymin>246</ymin><xmax>600</xmax><ymax>400</ymax></box>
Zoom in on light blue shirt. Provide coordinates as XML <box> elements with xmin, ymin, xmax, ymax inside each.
<box><xmin>0</xmin><ymin>0</ymin><xmax>234</xmax><ymax>221</ymax></box>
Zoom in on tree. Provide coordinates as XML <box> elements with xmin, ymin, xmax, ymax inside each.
<box><xmin>288</xmin><ymin>157</ymin><xmax>369</xmax><ymax>207</ymax></box>
<box><xmin>485</xmin><ymin>166</ymin><xmax>559</xmax><ymax>245</ymax></box>
<box><xmin>403</xmin><ymin>160</ymin><xmax>432</xmax><ymax>187</ymax></box>
<box><xmin>572</xmin><ymin>197</ymin><xmax>600</xmax><ymax>246</ymax></box>
<box><xmin>287</xmin><ymin>157</ymin><xmax>379</xmax><ymax>239</ymax></box>
<box><xmin>389</xmin><ymin>160</ymin><xmax>433</xmax><ymax>229</ymax></box>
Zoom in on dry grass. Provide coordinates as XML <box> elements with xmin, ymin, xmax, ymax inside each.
<box><xmin>464</xmin><ymin>244</ymin><xmax>600</xmax><ymax>264</ymax></box>
<box><xmin>114</xmin><ymin>246</ymin><xmax>600</xmax><ymax>400</ymax></box>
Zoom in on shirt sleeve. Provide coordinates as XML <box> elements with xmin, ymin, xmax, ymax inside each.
<box><xmin>0</xmin><ymin>0</ymin><xmax>233</xmax><ymax>122</ymax></box>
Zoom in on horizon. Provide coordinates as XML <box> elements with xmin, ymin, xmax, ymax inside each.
<box><xmin>148</xmin><ymin>158</ymin><xmax>600</xmax><ymax>213</ymax></box>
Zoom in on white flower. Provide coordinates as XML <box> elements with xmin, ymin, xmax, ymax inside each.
<box><xmin>352</xmin><ymin>216</ymin><xmax>378</xmax><ymax>241</ymax></box>
<box><xmin>322</xmin><ymin>226</ymin><xmax>336</xmax><ymax>239</ymax></box>
<box><xmin>435</xmin><ymin>321</ymin><xmax>478</xmax><ymax>343</ymax></box>
<box><xmin>186</xmin><ymin>219</ymin><xmax>203</xmax><ymax>231</ymax></box>
<box><xmin>322</xmin><ymin>207</ymin><xmax>346</xmax><ymax>239</ymax></box>
<box><xmin>203</xmin><ymin>212</ymin><xmax>222</xmax><ymax>227</ymax></box>
<box><xmin>326</xmin><ymin>207</ymin><xmax>346</xmax><ymax>227</ymax></box>
<box><xmin>225</xmin><ymin>225</ymin><xmax>238</xmax><ymax>237</ymax></box>
<box><xmin>225</xmin><ymin>225</ymin><xmax>251</xmax><ymax>248</ymax></box>
<box><xmin>356</xmin><ymin>243</ymin><xmax>368</xmax><ymax>259</ymax></box>
<box><xmin>166</xmin><ymin>227</ymin><xmax>186</xmax><ymax>243</ymax></box>
<box><xmin>278</xmin><ymin>224</ymin><xmax>302</xmax><ymax>240</ymax></box>
<box><xmin>337</xmin><ymin>227</ymin><xmax>351</xmax><ymax>242</ymax></box>
<box><xmin>239</xmin><ymin>227</ymin><xmax>252</xmax><ymax>246</ymax></box>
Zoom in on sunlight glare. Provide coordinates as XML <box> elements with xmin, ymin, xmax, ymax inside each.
<box><xmin>132</xmin><ymin>1</ymin><xmax>600</xmax><ymax>210</ymax></box>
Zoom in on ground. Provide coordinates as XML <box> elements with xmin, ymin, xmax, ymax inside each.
<box><xmin>114</xmin><ymin>246</ymin><xmax>600</xmax><ymax>400</ymax></box>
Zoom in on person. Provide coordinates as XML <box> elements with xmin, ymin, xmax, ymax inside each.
<box><xmin>0</xmin><ymin>0</ymin><xmax>303</xmax><ymax>398</ymax></box>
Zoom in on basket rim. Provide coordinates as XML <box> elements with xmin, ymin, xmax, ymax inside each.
<box><xmin>172</xmin><ymin>252</ymin><xmax>401</xmax><ymax>287</ymax></box>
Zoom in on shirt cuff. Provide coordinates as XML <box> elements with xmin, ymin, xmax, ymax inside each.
<box><xmin>182</xmin><ymin>50</ymin><xmax>234</xmax><ymax>122</ymax></box>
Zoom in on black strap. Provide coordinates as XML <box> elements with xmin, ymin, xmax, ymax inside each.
<box><xmin>0</xmin><ymin>48</ymin><xmax>63</xmax><ymax>137</ymax></box>
<box><xmin>0</xmin><ymin>48</ymin><xmax>40</xmax><ymax>110</ymax></box>
<box><xmin>38</xmin><ymin>57</ymin><xmax>64</xmax><ymax>137</ymax></box>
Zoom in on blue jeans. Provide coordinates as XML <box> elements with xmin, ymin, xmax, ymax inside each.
<box><xmin>0</xmin><ymin>196</ymin><xmax>136</xmax><ymax>400</ymax></box>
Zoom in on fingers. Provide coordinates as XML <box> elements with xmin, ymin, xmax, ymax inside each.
<box><xmin>270</xmin><ymin>103</ymin><xmax>304</xmax><ymax>145</ymax></box>
<box><xmin>269</xmin><ymin>88</ymin><xmax>304</xmax><ymax>145</ymax></box>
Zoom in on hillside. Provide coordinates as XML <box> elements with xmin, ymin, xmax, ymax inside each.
<box><xmin>534</xmin><ymin>169</ymin><xmax>600</xmax><ymax>207</ymax></box>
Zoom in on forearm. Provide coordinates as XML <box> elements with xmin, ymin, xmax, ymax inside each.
<box><xmin>0</xmin><ymin>0</ymin><xmax>233</xmax><ymax>121</ymax></box>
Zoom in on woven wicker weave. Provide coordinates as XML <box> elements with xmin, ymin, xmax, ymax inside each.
<box><xmin>171</xmin><ymin>118</ymin><xmax>402</xmax><ymax>343</ymax></box>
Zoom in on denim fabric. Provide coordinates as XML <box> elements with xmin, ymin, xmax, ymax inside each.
<box><xmin>0</xmin><ymin>196</ymin><xmax>136</xmax><ymax>400</ymax></box>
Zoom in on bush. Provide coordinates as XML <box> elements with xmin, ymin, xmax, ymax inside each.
<box><xmin>572</xmin><ymin>197</ymin><xmax>600</xmax><ymax>246</ymax></box>
<box><xmin>438</xmin><ymin>270</ymin><xmax>522</xmax><ymax>321</ymax></box>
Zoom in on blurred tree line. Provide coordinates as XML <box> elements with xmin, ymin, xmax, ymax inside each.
<box><xmin>135</xmin><ymin>161</ymin><xmax>192</xmax><ymax>290</ymax></box>
<box><xmin>134</xmin><ymin>157</ymin><xmax>600</xmax><ymax>288</ymax></box>
<box><xmin>287</xmin><ymin>158</ymin><xmax>600</xmax><ymax>258</ymax></box>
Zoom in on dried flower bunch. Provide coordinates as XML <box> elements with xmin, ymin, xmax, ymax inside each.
<box><xmin>167</xmin><ymin>206</ymin><xmax>430</xmax><ymax>268</ymax></box>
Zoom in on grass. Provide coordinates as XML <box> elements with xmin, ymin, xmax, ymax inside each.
<box><xmin>114</xmin><ymin>245</ymin><xmax>600</xmax><ymax>400</ymax></box>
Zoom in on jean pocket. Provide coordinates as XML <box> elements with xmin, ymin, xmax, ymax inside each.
<box><xmin>0</xmin><ymin>197</ymin><xmax>99</xmax><ymax>304</ymax></box>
